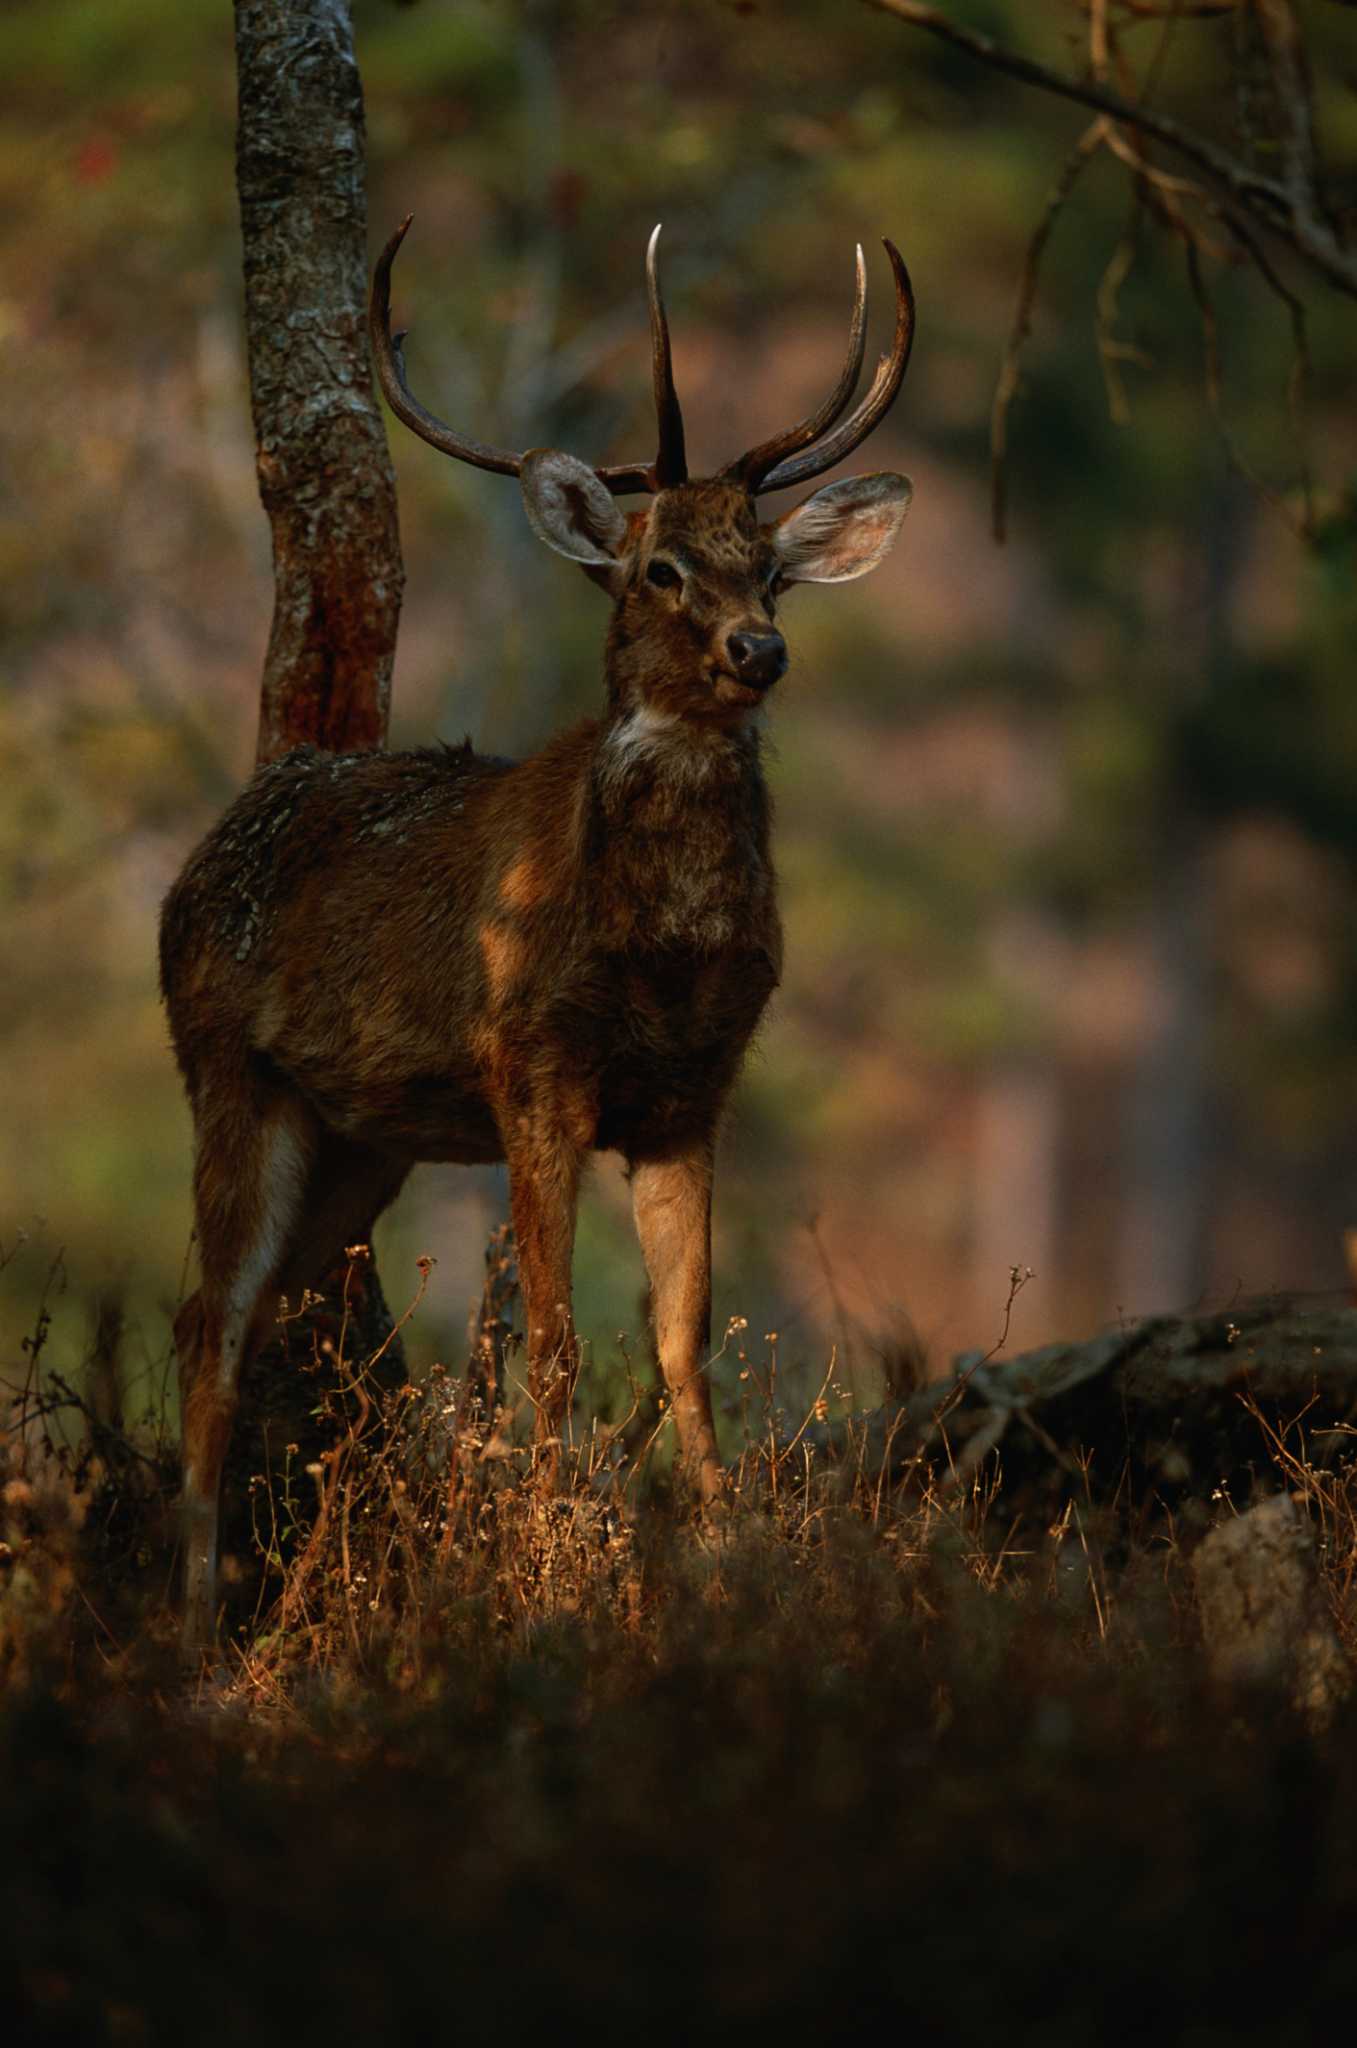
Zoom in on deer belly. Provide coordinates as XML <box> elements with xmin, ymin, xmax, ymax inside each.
<box><xmin>275</xmin><ymin>1049</ymin><xmax>505</xmax><ymax>1164</ymax></box>
<box><xmin>344</xmin><ymin>1075</ymin><xmax>505</xmax><ymax>1163</ymax></box>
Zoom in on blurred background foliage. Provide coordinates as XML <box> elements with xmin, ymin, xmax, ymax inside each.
<box><xmin>2</xmin><ymin>0</ymin><xmax>1356</xmax><ymax>1422</ymax></box>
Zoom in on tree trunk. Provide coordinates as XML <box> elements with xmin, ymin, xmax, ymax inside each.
<box><xmin>234</xmin><ymin>0</ymin><xmax>403</xmax><ymax>765</ymax></box>
<box><xmin>221</xmin><ymin>0</ymin><xmax>408</xmax><ymax>1614</ymax></box>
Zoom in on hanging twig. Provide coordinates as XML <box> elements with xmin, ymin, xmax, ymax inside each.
<box><xmin>991</xmin><ymin>118</ymin><xmax>1109</xmax><ymax>540</ymax></box>
<box><xmin>1182</xmin><ymin>231</ymin><xmax>1312</xmax><ymax>536</ymax></box>
<box><xmin>1094</xmin><ymin>230</ymin><xmax>1152</xmax><ymax>425</ymax></box>
<box><xmin>862</xmin><ymin>0</ymin><xmax>1357</xmax><ymax>298</ymax></box>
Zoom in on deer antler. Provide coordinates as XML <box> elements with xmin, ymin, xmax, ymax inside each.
<box><xmin>370</xmin><ymin>217</ymin><xmax>686</xmax><ymax>497</ymax></box>
<box><xmin>722</xmin><ymin>245</ymin><xmax>869</xmax><ymax>493</ymax></box>
<box><xmin>646</xmin><ymin>224</ymin><xmax>688</xmax><ymax>489</ymax></box>
<box><xmin>725</xmin><ymin>240</ymin><xmax>915</xmax><ymax>496</ymax></box>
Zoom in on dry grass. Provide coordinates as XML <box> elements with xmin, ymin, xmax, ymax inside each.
<box><xmin>3</xmin><ymin>1243</ymin><xmax>1357</xmax><ymax>2044</ymax></box>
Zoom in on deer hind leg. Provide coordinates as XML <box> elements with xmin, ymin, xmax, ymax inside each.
<box><xmin>269</xmin><ymin>1132</ymin><xmax>410</xmax><ymax>1315</ymax></box>
<box><xmin>180</xmin><ymin>1086</ymin><xmax>313</xmax><ymax>1654</ymax></box>
<box><xmin>630</xmin><ymin>1138</ymin><xmax>724</xmax><ymax>1504</ymax></box>
<box><xmin>503</xmin><ymin>1119</ymin><xmax>586</xmax><ymax>1470</ymax></box>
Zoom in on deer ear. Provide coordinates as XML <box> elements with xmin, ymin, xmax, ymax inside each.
<box><xmin>770</xmin><ymin>472</ymin><xmax>913</xmax><ymax>584</ymax></box>
<box><xmin>520</xmin><ymin>450</ymin><xmax>628</xmax><ymax>567</ymax></box>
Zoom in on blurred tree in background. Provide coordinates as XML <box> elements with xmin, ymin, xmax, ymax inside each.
<box><xmin>2</xmin><ymin>0</ymin><xmax>1355</xmax><ymax>1430</ymax></box>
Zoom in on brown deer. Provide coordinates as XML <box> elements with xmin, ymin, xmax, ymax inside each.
<box><xmin>161</xmin><ymin>219</ymin><xmax>914</xmax><ymax>1649</ymax></box>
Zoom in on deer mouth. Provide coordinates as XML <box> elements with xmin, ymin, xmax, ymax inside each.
<box><xmin>707</xmin><ymin>664</ymin><xmax>780</xmax><ymax>711</ymax></box>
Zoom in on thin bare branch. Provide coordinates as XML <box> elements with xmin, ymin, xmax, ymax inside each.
<box><xmin>1101</xmin><ymin>1</ymin><xmax>1243</xmax><ymax>17</ymax></box>
<box><xmin>1100</xmin><ymin>108</ymin><xmax>1318</xmax><ymax>535</ymax></box>
<box><xmin>1220</xmin><ymin>209</ymin><xmax>1316</xmax><ymax>532</ymax></box>
<box><xmin>1090</xmin><ymin>0</ymin><xmax>1111</xmax><ymax>81</ymax></box>
<box><xmin>991</xmin><ymin>118</ymin><xmax>1109</xmax><ymax>541</ymax></box>
<box><xmin>1095</xmin><ymin>231</ymin><xmax>1151</xmax><ymax>425</ymax></box>
<box><xmin>862</xmin><ymin>0</ymin><xmax>1357</xmax><ymax>298</ymax></box>
<box><xmin>1249</xmin><ymin>1</ymin><xmax>1326</xmax><ymax>219</ymax></box>
<box><xmin>1182</xmin><ymin>232</ymin><xmax>1313</xmax><ymax>537</ymax></box>
<box><xmin>1102</xmin><ymin>120</ymin><xmax>1214</xmax><ymax>206</ymax></box>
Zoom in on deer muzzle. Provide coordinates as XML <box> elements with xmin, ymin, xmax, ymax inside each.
<box><xmin>725</xmin><ymin>630</ymin><xmax>788</xmax><ymax>692</ymax></box>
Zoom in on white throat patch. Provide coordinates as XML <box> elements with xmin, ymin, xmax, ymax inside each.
<box><xmin>601</xmin><ymin>707</ymin><xmax>741</xmax><ymax>792</ymax></box>
<box><xmin>605</xmin><ymin>706</ymin><xmax>683</xmax><ymax>764</ymax></box>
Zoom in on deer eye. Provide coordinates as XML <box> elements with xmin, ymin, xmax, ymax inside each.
<box><xmin>646</xmin><ymin>559</ymin><xmax>682</xmax><ymax>591</ymax></box>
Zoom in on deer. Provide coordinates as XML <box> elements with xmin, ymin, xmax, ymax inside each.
<box><xmin>160</xmin><ymin>218</ymin><xmax>915</xmax><ymax>1650</ymax></box>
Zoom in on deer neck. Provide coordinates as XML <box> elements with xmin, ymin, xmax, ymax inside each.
<box><xmin>587</xmin><ymin>707</ymin><xmax>773</xmax><ymax>956</ymax></box>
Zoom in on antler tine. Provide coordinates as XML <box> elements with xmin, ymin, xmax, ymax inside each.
<box><xmin>369</xmin><ymin>217</ymin><xmax>526</xmax><ymax>478</ymax></box>
<box><xmin>645</xmin><ymin>224</ymin><xmax>688</xmax><ymax>489</ymax></box>
<box><xmin>722</xmin><ymin>243</ymin><xmax>869</xmax><ymax>492</ymax></box>
<box><xmin>753</xmin><ymin>240</ymin><xmax>915</xmax><ymax>497</ymax></box>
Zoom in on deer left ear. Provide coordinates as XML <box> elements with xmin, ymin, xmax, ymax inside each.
<box><xmin>770</xmin><ymin>472</ymin><xmax>913</xmax><ymax>585</ymax></box>
<box><xmin>521</xmin><ymin>450</ymin><xmax>629</xmax><ymax>569</ymax></box>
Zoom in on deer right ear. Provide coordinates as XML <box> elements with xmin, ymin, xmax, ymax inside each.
<box><xmin>520</xmin><ymin>451</ymin><xmax>629</xmax><ymax>570</ymax></box>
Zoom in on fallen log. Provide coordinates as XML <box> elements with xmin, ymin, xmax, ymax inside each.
<box><xmin>809</xmin><ymin>1295</ymin><xmax>1357</xmax><ymax>1519</ymax></box>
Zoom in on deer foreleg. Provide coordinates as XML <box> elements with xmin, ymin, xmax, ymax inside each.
<box><xmin>630</xmin><ymin>1140</ymin><xmax>724</xmax><ymax>1503</ymax></box>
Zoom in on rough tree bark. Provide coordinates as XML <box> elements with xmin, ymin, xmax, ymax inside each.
<box><xmin>218</xmin><ymin>0</ymin><xmax>409</xmax><ymax>1593</ymax></box>
<box><xmin>235</xmin><ymin>0</ymin><xmax>404</xmax><ymax>765</ymax></box>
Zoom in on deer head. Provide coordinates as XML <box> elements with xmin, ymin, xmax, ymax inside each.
<box><xmin>370</xmin><ymin>221</ymin><xmax>915</xmax><ymax>726</ymax></box>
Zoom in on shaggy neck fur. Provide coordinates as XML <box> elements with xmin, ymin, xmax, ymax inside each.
<box><xmin>588</xmin><ymin>714</ymin><xmax>773</xmax><ymax>955</ymax></box>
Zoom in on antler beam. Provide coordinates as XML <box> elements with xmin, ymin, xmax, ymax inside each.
<box><xmin>369</xmin><ymin>217</ymin><xmax>686</xmax><ymax>497</ymax></box>
<box><xmin>729</xmin><ymin>240</ymin><xmax>914</xmax><ymax>497</ymax></box>
<box><xmin>723</xmin><ymin>245</ymin><xmax>869</xmax><ymax>493</ymax></box>
<box><xmin>370</xmin><ymin>217</ymin><xmax>527</xmax><ymax>479</ymax></box>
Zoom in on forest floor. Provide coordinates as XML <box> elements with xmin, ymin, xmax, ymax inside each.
<box><xmin>3</xmin><ymin>1263</ymin><xmax>1357</xmax><ymax>2047</ymax></box>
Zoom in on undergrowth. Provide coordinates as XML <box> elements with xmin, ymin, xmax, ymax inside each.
<box><xmin>3</xmin><ymin>1240</ymin><xmax>1357</xmax><ymax>2045</ymax></box>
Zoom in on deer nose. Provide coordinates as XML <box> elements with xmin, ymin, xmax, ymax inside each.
<box><xmin>726</xmin><ymin>630</ymin><xmax>788</xmax><ymax>690</ymax></box>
